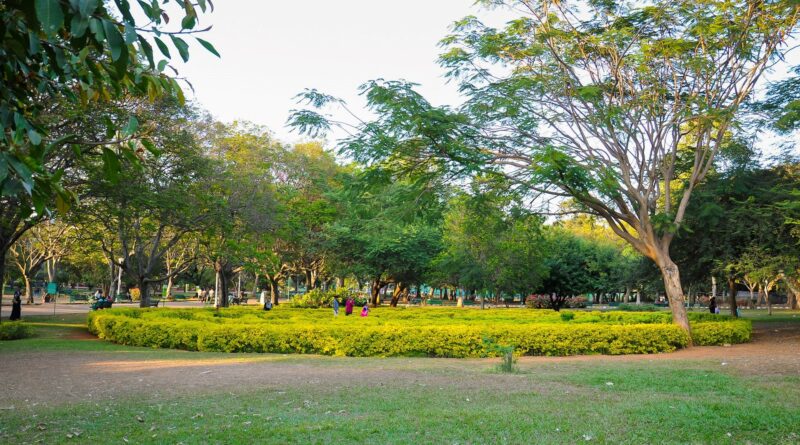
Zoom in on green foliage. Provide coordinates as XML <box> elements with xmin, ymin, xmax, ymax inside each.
<box><xmin>617</xmin><ymin>304</ymin><xmax>660</xmax><ymax>312</ymax></box>
<box><xmin>482</xmin><ymin>337</ymin><xmax>516</xmax><ymax>372</ymax></box>
<box><xmin>88</xmin><ymin>307</ymin><xmax>749</xmax><ymax>357</ymax></box>
<box><xmin>289</xmin><ymin>288</ymin><xmax>358</xmax><ymax>309</ymax></box>
<box><xmin>0</xmin><ymin>322</ymin><xmax>35</xmax><ymax>341</ymax></box>
<box><xmin>692</xmin><ymin>320</ymin><xmax>752</xmax><ymax>346</ymax></box>
<box><xmin>0</xmin><ymin>1</ymin><xmax>217</xmax><ymax>210</ymax></box>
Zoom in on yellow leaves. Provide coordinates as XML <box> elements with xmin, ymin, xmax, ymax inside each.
<box><xmin>87</xmin><ymin>307</ymin><xmax>747</xmax><ymax>357</ymax></box>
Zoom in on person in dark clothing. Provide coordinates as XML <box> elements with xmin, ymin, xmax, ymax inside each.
<box><xmin>10</xmin><ymin>288</ymin><xmax>22</xmax><ymax>321</ymax></box>
<box><xmin>709</xmin><ymin>296</ymin><xmax>717</xmax><ymax>314</ymax></box>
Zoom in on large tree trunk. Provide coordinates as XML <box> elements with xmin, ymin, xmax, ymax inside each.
<box><xmin>728</xmin><ymin>277</ymin><xmax>738</xmax><ymax>317</ymax></box>
<box><xmin>370</xmin><ymin>278</ymin><xmax>381</xmax><ymax>307</ymax></box>
<box><xmin>781</xmin><ymin>275</ymin><xmax>799</xmax><ymax>310</ymax></box>
<box><xmin>212</xmin><ymin>259</ymin><xmax>232</xmax><ymax>308</ymax></box>
<box><xmin>269</xmin><ymin>275</ymin><xmax>281</xmax><ymax>305</ymax></box>
<box><xmin>656</xmin><ymin>256</ymin><xmax>692</xmax><ymax>345</ymax></box>
<box><xmin>390</xmin><ymin>282</ymin><xmax>404</xmax><ymax>307</ymax></box>
<box><xmin>138</xmin><ymin>279</ymin><xmax>150</xmax><ymax>308</ymax></box>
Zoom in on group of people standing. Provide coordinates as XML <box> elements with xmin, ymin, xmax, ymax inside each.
<box><xmin>332</xmin><ymin>296</ymin><xmax>368</xmax><ymax>317</ymax></box>
<box><xmin>197</xmin><ymin>288</ymin><xmax>215</xmax><ymax>304</ymax></box>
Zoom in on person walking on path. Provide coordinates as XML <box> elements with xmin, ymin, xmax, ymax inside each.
<box><xmin>360</xmin><ymin>303</ymin><xmax>369</xmax><ymax>317</ymax></box>
<box><xmin>345</xmin><ymin>297</ymin><xmax>354</xmax><ymax>316</ymax></box>
<box><xmin>10</xmin><ymin>288</ymin><xmax>22</xmax><ymax>321</ymax></box>
<box><xmin>333</xmin><ymin>297</ymin><xmax>340</xmax><ymax>317</ymax></box>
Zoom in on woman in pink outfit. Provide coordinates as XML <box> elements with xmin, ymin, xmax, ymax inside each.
<box><xmin>360</xmin><ymin>304</ymin><xmax>369</xmax><ymax>317</ymax></box>
<box><xmin>345</xmin><ymin>297</ymin><xmax>354</xmax><ymax>316</ymax></box>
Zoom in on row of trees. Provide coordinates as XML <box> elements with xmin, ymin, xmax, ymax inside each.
<box><xmin>6</xmin><ymin>92</ymin><xmax>797</xmax><ymax>314</ymax></box>
<box><xmin>1</xmin><ymin>1</ymin><xmax>798</xmax><ymax>345</ymax></box>
<box><xmin>2</xmin><ymin>97</ymin><xmax>646</xmax><ymax>309</ymax></box>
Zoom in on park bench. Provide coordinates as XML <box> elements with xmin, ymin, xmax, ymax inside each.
<box><xmin>147</xmin><ymin>299</ymin><xmax>161</xmax><ymax>308</ymax></box>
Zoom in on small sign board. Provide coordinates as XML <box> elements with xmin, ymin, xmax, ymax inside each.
<box><xmin>47</xmin><ymin>282</ymin><xmax>58</xmax><ymax>295</ymax></box>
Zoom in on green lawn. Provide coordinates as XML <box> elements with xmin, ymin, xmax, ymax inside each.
<box><xmin>1</xmin><ymin>312</ymin><xmax>798</xmax><ymax>444</ymax></box>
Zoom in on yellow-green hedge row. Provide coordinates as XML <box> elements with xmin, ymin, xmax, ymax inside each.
<box><xmin>88</xmin><ymin>306</ymin><xmax>734</xmax><ymax>326</ymax></box>
<box><xmin>87</xmin><ymin>309</ymin><xmax>751</xmax><ymax>357</ymax></box>
<box><xmin>692</xmin><ymin>320</ymin><xmax>752</xmax><ymax>346</ymax></box>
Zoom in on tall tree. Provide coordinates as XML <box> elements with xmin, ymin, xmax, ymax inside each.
<box><xmin>79</xmin><ymin>99</ymin><xmax>213</xmax><ymax>306</ymax></box>
<box><xmin>201</xmin><ymin>122</ymin><xmax>278</xmax><ymax>307</ymax></box>
<box><xmin>291</xmin><ymin>0</ymin><xmax>800</xmax><ymax>338</ymax></box>
<box><xmin>0</xmin><ymin>0</ymin><xmax>218</xmax><ymax>303</ymax></box>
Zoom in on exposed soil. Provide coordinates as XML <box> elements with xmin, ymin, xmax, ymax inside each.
<box><xmin>0</xmin><ymin>322</ymin><xmax>797</xmax><ymax>408</ymax></box>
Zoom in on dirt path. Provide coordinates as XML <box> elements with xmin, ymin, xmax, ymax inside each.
<box><xmin>0</xmin><ymin>322</ymin><xmax>797</xmax><ymax>408</ymax></box>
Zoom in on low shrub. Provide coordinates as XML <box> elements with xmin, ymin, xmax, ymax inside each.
<box><xmin>85</xmin><ymin>306</ymin><xmax>749</xmax><ymax>357</ymax></box>
<box><xmin>0</xmin><ymin>322</ymin><xmax>34</xmax><ymax>341</ymax></box>
<box><xmin>526</xmin><ymin>295</ymin><xmax>587</xmax><ymax>309</ymax></box>
<box><xmin>617</xmin><ymin>303</ymin><xmax>660</xmax><ymax>312</ymax></box>
<box><xmin>288</xmin><ymin>288</ymin><xmax>361</xmax><ymax>308</ymax></box>
<box><xmin>691</xmin><ymin>320</ymin><xmax>752</xmax><ymax>346</ymax></box>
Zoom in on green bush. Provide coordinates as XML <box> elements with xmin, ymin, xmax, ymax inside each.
<box><xmin>617</xmin><ymin>303</ymin><xmax>660</xmax><ymax>312</ymax></box>
<box><xmin>288</xmin><ymin>288</ymin><xmax>360</xmax><ymax>308</ymax></box>
<box><xmin>691</xmin><ymin>320</ymin><xmax>752</xmax><ymax>346</ymax></box>
<box><xmin>0</xmin><ymin>322</ymin><xmax>34</xmax><ymax>341</ymax></box>
<box><xmin>87</xmin><ymin>306</ymin><xmax>748</xmax><ymax>357</ymax></box>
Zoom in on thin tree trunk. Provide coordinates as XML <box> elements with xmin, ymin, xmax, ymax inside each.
<box><xmin>165</xmin><ymin>275</ymin><xmax>173</xmax><ymax>301</ymax></box>
<box><xmin>0</xmin><ymin>250</ymin><xmax>4</xmax><ymax>322</ymax></box>
<box><xmin>252</xmin><ymin>273</ymin><xmax>259</xmax><ymax>300</ymax></box>
<box><xmin>24</xmin><ymin>275</ymin><xmax>32</xmax><ymax>304</ymax></box>
<box><xmin>728</xmin><ymin>277</ymin><xmax>738</xmax><ymax>317</ymax></box>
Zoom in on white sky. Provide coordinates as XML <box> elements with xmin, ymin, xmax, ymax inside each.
<box><xmin>173</xmin><ymin>1</ymin><xmax>515</xmax><ymax>143</ymax></box>
<box><xmin>172</xmin><ymin>1</ymin><xmax>798</xmax><ymax>157</ymax></box>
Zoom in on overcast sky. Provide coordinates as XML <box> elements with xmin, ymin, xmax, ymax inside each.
<box><xmin>172</xmin><ymin>1</ymin><xmax>514</xmax><ymax>143</ymax></box>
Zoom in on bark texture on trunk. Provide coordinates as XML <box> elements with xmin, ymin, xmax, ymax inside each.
<box><xmin>24</xmin><ymin>276</ymin><xmax>32</xmax><ymax>304</ymax></box>
<box><xmin>781</xmin><ymin>275</ymin><xmax>799</xmax><ymax>310</ymax></box>
<box><xmin>138</xmin><ymin>279</ymin><xmax>150</xmax><ymax>308</ymax></box>
<box><xmin>370</xmin><ymin>278</ymin><xmax>382</xmax><ymax>307</ymax></box>
<box><xmin>389</xmin><ymin>282</ymin><xmax>404</xmax><ymax>307</ymax></box>
<box><xmin>657</xmin><ymin>257</ymin><xmax>692</xmax><ymax>345</ymax></box>
<box><xmin>268</xmin><ymin>276</ymin><xmax>281</xmax><ymax>305</ymax></box>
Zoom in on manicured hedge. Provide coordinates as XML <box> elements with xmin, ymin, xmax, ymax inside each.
<box><xmin>88</xmin><ymin>307</ymin><xmax>750</xmax><ymax>357</ymax></box>
<box><xmin>0</xmin><ymin>322</ymin><xmax>34</xmax><ymax>341</ymax></box>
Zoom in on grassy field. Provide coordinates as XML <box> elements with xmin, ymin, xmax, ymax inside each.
<box><xmin>0</xmin><ymin>312</ymin><xmax>798</xmax><ymax>444</ymax></box>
